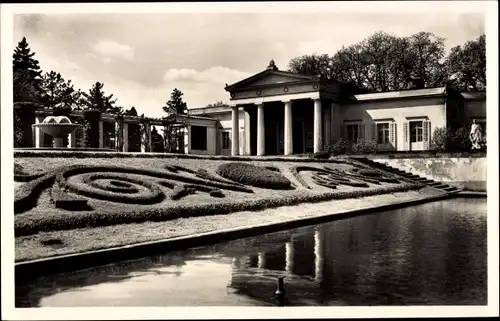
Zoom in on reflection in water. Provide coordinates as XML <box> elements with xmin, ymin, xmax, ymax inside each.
<box><xmin>16</xmin><ymin>198</ymin><xmax>487</xmax><ymax>307</ymax></box>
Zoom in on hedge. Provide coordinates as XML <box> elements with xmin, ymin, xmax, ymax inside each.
<box><xmin>170</xmin><ymin>184</ymin><xmax>225</xmax><ymax>200</ymax></box>
<box><xmin>216</xmin><ymin>162</ymin><xmax>292</xmax><ymax>190</ymax></box>
<box><xmin>14</xmin><ymin>163</ymin><xmax>47</xmax><ymax>182</ymax></box>
<box><xmin>14</xmin><ymin>164</ymin><xmax>255</xmax><ymax>214</ymax></box>
<box><xmin>14</xmin><ymin>150</ymin><xmax>354</xmax><ymax>164</ymax></box>
<box><xmin>15</xmin><ymin>182</ymin><xmax>424</xmax><ymax>236</ymax></box>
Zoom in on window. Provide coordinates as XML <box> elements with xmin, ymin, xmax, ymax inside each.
<box><xmin>221</xmin><ymin>131</ymin><xmax>231</xmax><ymax>149</ymax></box>
<box><xmin>346</xmin><ymin>124</ymin><xmax>359</xmax><ymax>143</ymax></box>
<box><xmin>410</xmin><ymin>121</ymin><xmax>423</xmax><ymax>143</ymax></box>
<box><xmin>377</xmin><ymin>123</ymin><xmax>390</xmax><ymax>144</ymax></box>
<box><xmin>191</xmin><ymin>126</ymin><xmax>207</xmax><ymax>150</ymax></box>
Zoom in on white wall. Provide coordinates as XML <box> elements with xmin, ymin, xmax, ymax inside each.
<box><xmin>213</xmin><ymin>110</ymin><xmax>245</xmax><ymax>155</ymax></box>
<box><xmin>341</xmin><ymin>97</ymin><xmax>446</xmax><ymax>151</ymax></box>
<box><xmin>375</xmin><ymin>157</ymin><xmax>487</xmax><ymax>191</ymax></box>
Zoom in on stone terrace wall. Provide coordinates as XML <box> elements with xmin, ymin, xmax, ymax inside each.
<box><xmin>372</xmin><ymin>156</ymin><xmax>487</xmax><ymax>192</ymax></box>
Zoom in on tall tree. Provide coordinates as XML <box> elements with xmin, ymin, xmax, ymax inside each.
<box><xmin>81</xmin><ymin>81</ymin><xmax>117</xmax><ymax>113</ymax></box>
<box><xmin>13</xmin><ymin>37</ymin><xmax>43</xmax><ymax>147</ymax></box>
<box><xmin>124</xmin><ymin>106</ymin><xmax>138</xmax><ymax>116</ymax></box>
<box><xmin>13</xmin><ymin>70</ymin><xmax>39</xmax><ymax>103</ymax></box>
<box><xmin>165</xmin><ymin>88</ymin><xmax>187</xmax><ymax>115</ymax></box>
<box><xmin>288</xmin><ymin>54</ymin><xmax>334</xmax><ymax>79</ymax></box>
<box><xmin>446</xmin><ymin>34</ymin><xmax>486</xmax><ymax>92</ymax></box>
<box><xmin>13</xmin><ymin>37</ymin><xmax>43</xmax><ymax>100</ymax></box>
<box><xmin>40</xmin><ymin>71</ymin><xmax>80</xmax><ymax>109</ymax></box>
<box><xmin>405</xmin><ymin>32</ymin><xmax>447</xmax><ymax>89</ymax></box>
<box><xmin>287</xmin><ymin>31</ymin><xmax>448</xmax><ymax>93</ymax></box>
<box><xmin>162</xmin><ymin>89</ymin><xmax>187</xmax><ymax>153</ymax></box>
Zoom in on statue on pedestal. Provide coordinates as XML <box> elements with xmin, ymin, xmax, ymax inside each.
<box><xmin>469</xmin><ymin>119</ymin><xmax>483</xmax><ymax>150</ymax></box>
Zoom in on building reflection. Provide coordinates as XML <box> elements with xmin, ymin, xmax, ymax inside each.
<box><xmin>227</xmin><ymin>199</ymin><xmax>487</xmax><ymax>306</ymax></box>
<box><xmin>16</xmin><ymin>199</ymin><xmax>487</xmax><ymax>307</ymax></box>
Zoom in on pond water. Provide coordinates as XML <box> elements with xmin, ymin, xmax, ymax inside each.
<box><xmin>16</xmin><ymin>198</ymin><xmax>487</xmax><ymax>307</ymax></box>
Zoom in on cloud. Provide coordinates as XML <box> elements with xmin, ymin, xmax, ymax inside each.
<box><xmin>91</xmin><ymin>40</ymin><xmax>134</xmax><ymax>61</ymax></box>
<box><xmin>163</xmin><ymin>66</ymin><xmax>251</xmax><ymax>84</ymax></box>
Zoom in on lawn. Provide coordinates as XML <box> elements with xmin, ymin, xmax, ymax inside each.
<box><xmin>13</xmin><ymin>155</ymin><xmax>424</xmax><ymax>241</ymax></box>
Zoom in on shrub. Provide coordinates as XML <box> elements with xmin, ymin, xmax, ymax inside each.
<box><xmin>170</xmin><ymin>185</ymin><xmax>196</xmax><ymax>200</ymax></box>
<box><xmin>15</xmin><ymin>171</ymin><xmax>57</xmax><ymax>214</ymax></box>
<box><xmin>351</xmin><ymin>139</ymin><xmax>377</xmax><ymax>154</ymax></box>
<box><xmin>216</xmin><ymin>162</ymin><xmax>292</xmax><ymax>190</ymax></box>
<box><xmin>196</xmin><ymin>168</ymin><xmax>246</xmax><ymax>187</ymax></box>
<box><xmin>449</xmin><ymin>126</ymin><xmax>472</xmax><ymax>152</ymax></box>
<box><xmin>430</xmin><ymin>126</ymin><xmax>452</xmax><ymax>152</ymax></box>
<box><xmin>327</xmin><ymin>138</ymin><xmax>351</xmax><ymax>155</ymax></box>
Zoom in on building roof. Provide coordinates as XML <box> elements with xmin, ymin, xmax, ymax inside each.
<box><xmin>224</xmin><ymin>69</ymin><xmax>321</xmax><ymax>92</ymax></box>
<box><xmin>348</xmin><ymin>87</ymin><xmax>448</xmax><ymax>102</ymax></box>
<box><xmin>461</xmin><ymin>91</ymin><xmax>486</xmax><ymax>100</ymax></box>
<box><xmin>188</xmin><ymin>105</ymin><xmax>232</xmax><ymax>116</ymax></box>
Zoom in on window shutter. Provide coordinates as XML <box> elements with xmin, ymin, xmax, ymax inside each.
<box><xmin>390</xmin><ymin>122</ymin><xmax>397</xmax><ymax>146</ymax></box>
<box><xmin>423</xmin><ymin>120</ymin><xmax>431</xmax><ymax>150</ymax></box>
<box><xmin>371</xmin><ymin>122</ymin><xmax>377</xmax><ymax>142</ymax></box>
<box><xmin>359</xmin><ymin>123</ymin><xmax>365</xmax><ymax>141</ymax></box>
<box><xmin>403</xmin><ymin>122</ymin><xmax>409</xmax><ymax>151</ymax></box>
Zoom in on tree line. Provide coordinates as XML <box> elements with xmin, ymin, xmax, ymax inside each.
<box><xmin>13</xmin><ymin>37</ymin><xmax>188</xmax><ymax>151</ymax></box>
<box><xmin>288</xmin><ymin>31</ymin><xmax>485</xmax><ymax>93</ymax></box>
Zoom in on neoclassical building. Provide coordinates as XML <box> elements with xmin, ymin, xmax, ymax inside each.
<box><xmin>187</xmin><ymin>60</ymin><xmax>486</xmax><ymax>156</ymax></box>
<box><xmin>26</xmin><ymin>60</ymin><xmax>486</xmax><ymax>155</ymax></box>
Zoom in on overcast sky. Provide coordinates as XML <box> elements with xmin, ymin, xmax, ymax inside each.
<box><xmin>13</xmin><ymin>12</ymin><xmax>484</xmax><ymax>118</ymax></box>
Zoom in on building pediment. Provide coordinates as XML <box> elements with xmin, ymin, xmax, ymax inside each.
<box><xmin>225</xmin><ymin>70</ymin><xmax>320</xmax><ymax>92</ymax></box>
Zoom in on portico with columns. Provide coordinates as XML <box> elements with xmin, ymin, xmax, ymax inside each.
<box><xmin>224</xmin><ymin>60</ymin><xmax>341</xmax><ymax>156</ymax></box>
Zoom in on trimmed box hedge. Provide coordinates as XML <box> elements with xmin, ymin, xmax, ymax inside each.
<box><xmin>216</xmin><ymin>162</ymin><xmax>292</xmax><ymax>190</ymax></box>
<box><xmin>14</xmin><ymin>182</ymin><xmax>423</xmax><ymax>236</ymax></box>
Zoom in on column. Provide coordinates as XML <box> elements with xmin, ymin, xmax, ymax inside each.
<box><xmin>323</xmin><ymin>103</ymin><xmax>331</xmax><ymax>147</ymax></box>
<box><xmin>35</xmin><ymin>116</ymin><xmax>44</xmax><ymax>148</ymax></box>
<box><xmin>313</xmin><ymin>98</ymin><xmax>323</xmax><ymax>153</ymax></box>
<box><xmin>257</xmin><ymin>103</ymin><xmax>265</xmax><ymax>156</ymax></box>
<box><xmin>257</xmin><ymin>252</ymin><xmax>266</xmax><ymax>269</ymax></box>
<box><xmin>123</xmin><ymin>122</ymin><xmax>129</xmax><ymax>152</ymax></box>
<box><xmin>68</xmin><ymin>132</ymin><xmax>76</xmax><ymax>148</ymax></box>
<box><xmin>184</xmin><ymin>125</ymin><xmax>191</xmax><ymax>154</ymax></box>
<box><xmin>114</xmin><ymin>120</ymin><xmax>121</xmax><ymax>151</ymax></box>
<box><xmin>148</xmin><ymin>124</ymin><xmax>152</xmax><ymax>152</ymax></box>
<box><xmin>244</xmin><ymin>109</ymin><xmax>251</xmax><ymax>155</ymax></box>
<box><xmin>99</xmin><ymin>120</ymin><xmax>104</xmax><ymax>149</ymax></box>
<box><xmin>314</xmin><ymin>229</ymin><xmax>324</xmax><ymax>282</ymax></box>
<box><xmin>284</xmin><ymin>100</ymin><xmax>293</xmax><ymax>155</ymax></box>
<box><xmin>140</xmin><ymin>123</ymin><xmax>151</xmax><ymax>153</ymax></box>
<box><xmin>330</xmin><ymin>103</ymin><xmax>336</xmax><ymax>141</ymax></box>
<box><xmin>285</xmin><ymin>241</ymin><xmax>294</xmax><ymax>273</ymax></box>
<box><xmin>231</xmin><ymin>106</ymin><xmax>239</xmax><ymax>156</ymax></box>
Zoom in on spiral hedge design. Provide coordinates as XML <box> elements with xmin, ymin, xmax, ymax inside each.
<box><xmin>14</xmin><ymin>164</ymin><xmax>256</xmax><ymax>214</ymax></box>
<box><xmin>13</xmin><ymin>159</ymin><xmax>426</xmax><ymax>236</ymax></box>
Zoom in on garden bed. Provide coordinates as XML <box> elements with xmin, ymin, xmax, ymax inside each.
<box><xmin>13</xmin><ymin>154</ymin><xmax>430</xmax><ymax>260</ymax></box>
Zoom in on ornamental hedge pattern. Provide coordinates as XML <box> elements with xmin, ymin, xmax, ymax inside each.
<box><xmin>14</xmin><ymin>158</ymin><xmax>428</xmax><ymax>237</ymax></box>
